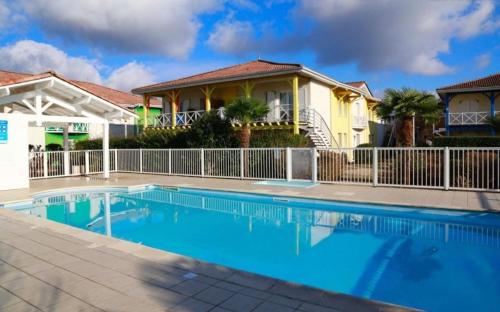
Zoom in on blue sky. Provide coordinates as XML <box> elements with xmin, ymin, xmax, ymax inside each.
<box><xmin>0</xmin><ymin>0</ymin><xmax>499</xmax><ymax>96</ymax></box>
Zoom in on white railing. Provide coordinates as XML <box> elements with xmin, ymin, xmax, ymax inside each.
<box><xmin>154</xmin><ymin>105</ymin><xmax>298</xmax><ymax>128</ymax></box>
<box><xmin>449</xmin><ymin>111</ymin><xmax>490</xmax><ymax>125</ymax></box>
<box><xmin>352</xmin><ymin>115</ymin><xmax>368</xmax><ymax>128</ymax></box>
<box><xmin>28</xmin><ymin>147</ymin><xmax>500</xmax><ymax>191</ymax></box>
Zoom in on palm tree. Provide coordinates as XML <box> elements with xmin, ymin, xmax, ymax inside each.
<box><xmin>224</xmin><ymin>96</ymin><xmax>269</xmax><ymax>148</ymax></box>
<box><xmin>376</xmin><ymin>88</ymin><xmax>440</xmax><ymax>147</ymax></box>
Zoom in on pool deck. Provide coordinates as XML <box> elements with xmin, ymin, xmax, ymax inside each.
<box><xmin>0</xmin><ymin>173</ymin><xmax>498</xmax><ymax>312</ymax></box>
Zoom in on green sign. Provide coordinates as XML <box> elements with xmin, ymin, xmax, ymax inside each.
<box><xmin>0</xmin><ymin>120</ymin><xmax>7</xmax><ymax>144</ymax></box>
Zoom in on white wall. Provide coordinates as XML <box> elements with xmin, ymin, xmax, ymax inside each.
<box><xmin>0</xmin><ymin>114</ymin><xmax>29</xmax><ymax>190</ymax></box>
<box><xmin>309</xmin><ymin>80</ymin><xmax>331</xmax><ymax>125</ymax></box>
<box><xmin>28</xmin><ymin>126</ymin><xmax>45</xmax><ymax>148</ymax></box>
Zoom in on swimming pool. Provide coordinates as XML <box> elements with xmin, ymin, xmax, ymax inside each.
<box><xmin>5</xmin><ymin>186</ymin><xmax>500</xmax><ymax>311</ymax></box>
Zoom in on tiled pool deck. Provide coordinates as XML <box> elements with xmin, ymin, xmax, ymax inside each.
<box><xmin>0</xmin><ymin>173</ymin><xmax>498</xmax><ymax>312</ymax></box>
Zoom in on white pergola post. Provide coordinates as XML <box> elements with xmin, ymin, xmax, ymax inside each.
<box><xmin>63</xmin><ymin>125</ymin><xmax>70</xmax><ymax>176</ymax></box>
<box><xmin>103</xmin><ymin>120</ymin><xmax>110</xmax><ymax>179</ymax></box>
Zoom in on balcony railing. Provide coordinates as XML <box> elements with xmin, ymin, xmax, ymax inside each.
<box><xmin>153</xmin><ymin>105</ymin><xmax>295</xmax><ymax>127</ymax></box>
<box><xmin>448</xmin><ymin>111</ymin><xmax>490</xmax><ymax>125</ymax></box>
<box><xmin>352</xmin><ymin>115</ymin><xmax>368</xmax><ymax>129</ymax></box>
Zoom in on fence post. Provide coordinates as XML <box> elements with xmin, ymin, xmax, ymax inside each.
<box><xmin>311</xmin><ymin>148</ymin><xmax>317</xmax><ymax>183</ymax></box>
<box><xmin>85</xmin><ymin>151</ymin><xmax>90</xmax><ymax>175</ymax></box>
<box><xmin>286</xmin><ymin>147</ymin><xmax>292</xmax><ymax>181</ymax></box>
<box><xmin>444</xmin><ymin>147</ymin><xmax>450</xmax><ymax>190</ymax></box>
<box><xmin>139</xmin><ymin>149</ymin><xmax>143</xmax><ymax>173</ymax></box>
<box><xmin>64</xmin><ymin>151</ymin><xmax>70</xmax><ymax>176</ymax></box>
<box><xmin>372</xmin><ymin>147</ymin><xmax>378</xmax><ymax>187</ymax></box>
<box><xmin>114</xmin><ymin>150</ymin><xmax>118</xmax><ymax>172</ymax></box>
<box><xmin>200</xmin><ymin>148</ymin><xmax>204</xmax><ymax>177</ymax></box>
<box><xmin>43</xmin><ymin>152</ymin><xmax>48</xmax><ymax>178</ymax></box>
<box><xmin>240</xmin><ymin>149</ymin><xmax>244</xmax><ymax>179</ymax></box>
<box><xmin>167</xmin><ymin>149</ymin><xmax>172</xmax><ymax>175</ymax></box>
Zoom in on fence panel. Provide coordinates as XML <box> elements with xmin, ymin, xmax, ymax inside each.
<box><xmin>377</xmin><ymin>148</ymin><xmax>444</xmax><ymax>189</ymax></box>
<box><xmin>116</xmin><ymin>149</ymin><xmax>141</xmax><ymax>172</ymax></box>
<box><xmin>88</xmin><ymin>150</ymin><xmax>104</xmax><ymax>174</ymax></box>
<box><xmin>449</xmin><ymin>148</ymin><xmax>499</xmax><ymax>191</ymax></box>
<box><xmin>142</xmin><ymin>149</ymin><xmax>170</xmax><ymax>174</ymax></box>
<box><xmin>68</xmin><ymin>151</ymin><xmax>86</xmax><ymax>175</ymax></box>
<box><xmin>291</xmin><ymin>148</ymin><xmax>313</xmax><ymax>180</ymax></box>
<box><xmin>171</xmin><ymin>149</ymin><xmax>202</xmax><ymax>176</ymax></box>
<box><xmin>243</xmin><ymin>148</ymin><xmax>287</xmax><ymax>180</ymax></box>
<box><xmin>204</xmin><ymin>149</ymin><xmax>240</xmax><ymax>178</ymax></box>
<box><xmin>317</xmin><ymin>148</ymin><xmax>373</xmax><ymax>184</ymax></box>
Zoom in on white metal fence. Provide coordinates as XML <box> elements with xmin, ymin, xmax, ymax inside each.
<box><xmin>29</xmin><ymin>147</ymin><xmax>500</xmax><ymax>191</ymax></box>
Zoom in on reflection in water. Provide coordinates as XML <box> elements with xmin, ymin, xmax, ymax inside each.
<box><xmin>13</xmin><ymin>188</ymin><xmax>500</xmax><ymax>312</ymax></box>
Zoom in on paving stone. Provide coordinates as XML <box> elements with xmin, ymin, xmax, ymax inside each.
<box><xmin>253</xmin><ymin>301</ymin><xmax>295</xmax><ymax>312</ymax></box>
<box><xmin>0</xmin><ymin>269</ymin><xmax>29</xmax><ymax>283</ymax></box>
<box><xmin>225</xmin><ymin>272</ymin><xmax>276</xmax><ymax>291</ymax></box>
<box><xmin>194</xmin><ymin>286</ymin><xmax>234</xmax><ymax>305</ymax></box>
<box><xmin>267</xmin><ymin>294</ymin><xmax>303</xmax><ymax>309</ymax></box>
<box><xmin>123</xmin><ymin>281</ymin><xmax>187</xmax><ymax>307</ymax></box>
<box><xmin>209</xmin><ymin>308</ymin><xmax>232</xmax><ymax>312</ymax></box>
<box><xmin>239</xmin><ymin>287</ymin><xmax>272</xmax><ymax>300</ymax></box>
<box><xmin>34</xmin><ymin>267</ymin><xmax>86</xmax><ymax>288</ymax></box>
<box><xmin>213</xmin><ymin>280</ymin><xmax>243</xmax><ymax>292</ymax></box>
<box><xmin>170</xmin><ymin>298</ymin><xmax>214</xmax><ymax>312</ymax></box>
<box><xmin>0</xmin><ymin>286</ymin><xmax>22</xmax><ymax>309</ymax></box>
<box><xmin>219</xmin><ymin>293</ymin><xmax>263</xmax><ymax>312</ymax></box>
<box><xmin>2</xmin><ymin>301</ymin><xmax>41</xmax><ymax>312</ymax></box>
<box><xmin>3</xmin><ymin>279</ymin><xmax>76</xmax><ymax>310</ymax></box>
<box><xmin>19</xmin><ymin>261</ymin><xmax>55</xmax><ymax>274</ymax></box>
<box><xmin>298</xmin><ymin>303</ymin><xmax>340</xmax><ymax>312</ymax></box>
<box><xmin>0</xmin><ymin>262</ymin><xmax>17</xmax><ymax>274</ymax></box>
<box><xmin>171</xmin><ymin>279</ymin><xmax>211</xmax><ymax>296</ymax></box>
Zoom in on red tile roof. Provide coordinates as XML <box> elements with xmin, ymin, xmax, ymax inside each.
<box><xmin>345</xmin><ymin>81</ymin><xmax>366</xmax><ymax>89</ymax></box>
<box><xmin>437</xmin><ymin>73</ymin><xmax>500</xmax><ymax>91</ymax></box>
<box><xmin>133</xmin><ymin>59</ymin><xmax>302</xmax><ymax>94</ymax></box>
<box><xmin>0</xmin><ymin>69</ymin><xmax>160</xmax><ymax>108</ymax></box>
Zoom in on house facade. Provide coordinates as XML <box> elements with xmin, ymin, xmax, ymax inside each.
<box><xmin>437</xmin><ymin>73</ymin><xmax>499</xmax><ymax>136</ymax></box>
<box><xmin>133</xmin><ymin>60</ymin><xmax>381</xmax><ymax>148</ymax></box>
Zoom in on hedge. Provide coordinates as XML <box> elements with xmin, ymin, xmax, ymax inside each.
<box><xmin>433</xmin><ymin>136</ymin><xmax>500</xmax><ymax>147</ymax></box>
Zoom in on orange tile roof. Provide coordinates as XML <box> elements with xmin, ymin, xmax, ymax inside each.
<box><xmin>133</xmin><ymin>59</ymin><xmax>302</xmax><ymax>94</ymax></box>
<box><xmin>345</xmin><ymin>81</ymin><xmax>366</xmax><ymax>89</ymax></box>
<box><xmin>0</xmin><ymin>69</ymin><xmax>160</xmax><ymax>108</ymax></box>
<box><xmin>437</xmin><ymin>73</ymin><xmax>500</xmax><ymax>91</ymax></box>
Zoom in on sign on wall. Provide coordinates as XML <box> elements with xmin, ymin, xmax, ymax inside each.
<box><xmin>0</xmin><ymin>120</ymin><xmax>7</xmax><ymax>144</ymax></box>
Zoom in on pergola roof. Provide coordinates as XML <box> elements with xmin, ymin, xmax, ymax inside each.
<box><xmin>0</xmin><ymin>70</ymin><xmax>137</xmax><ymax>125</ymax></box>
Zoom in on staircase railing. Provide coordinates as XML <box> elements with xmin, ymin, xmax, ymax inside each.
<box><xmin>302</xmin><ymin>108</ymin><xmax>340</xmax><ymax>149</ymax></box>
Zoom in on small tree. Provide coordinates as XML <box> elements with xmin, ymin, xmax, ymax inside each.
<box><xmin>377</xmin><ymin>88</ymin><xmax>440</xmax><ymax>147</ymax></box>
<box><xmin>186</xmin><ymin>111</ymin><xmax>238</xmax><ymax>148</ymax></box>
<box><xmin>224</xmin><ymin>96</ymin><xmax>269</xmax><ymax>148</ymax></box>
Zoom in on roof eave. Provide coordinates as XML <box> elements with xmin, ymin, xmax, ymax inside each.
<box><xmin>132</xmin><ymin>69</ymin><xmax>303</xmax><ymax>95</ymax></box>
<box><xmin>436</xmin><ymin>85</ymin><xmax>500</xmax><ymax>95</ymax></box>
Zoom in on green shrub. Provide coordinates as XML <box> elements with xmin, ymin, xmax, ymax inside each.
<box><xmin>74</xmin><ymin>138</ymin><xmax>139</xmax><ymax>150</ymax></box>
<box><xmin>45</xmin><ymin>143</ymin><xmax>63</xmax><ymax>151</ymax></box>
<box><xmin>249</xmin><ymin>130</ymin><xmax>311</xmax><ymax>148</ymax></box>
<box><xmin>186</xmin><ymin>111</ymin><xmax>239</xmax><ymax>148</ymax></box>
<box><xmin>433</xmin><ymin>136</ymin><xmax>500</xmax><ymax>147</ymax></box>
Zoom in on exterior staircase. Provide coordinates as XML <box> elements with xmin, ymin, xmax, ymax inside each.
<box><xmin>300</xmin><ymin>109</ymin><xmax>340</xmax><ymax>149</ymax></box>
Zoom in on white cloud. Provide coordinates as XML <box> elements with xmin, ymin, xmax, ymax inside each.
<box><xmin>207</xmin><ymin>18</ymin><xmax>257</xmax><ymax>55</ymax></box>
<box><xmin>17</xmin><ymin>0</ymin><xmax>223</xmax><ymax>58</ymax></box>
<box><xmin>0</xmin><ymin>40</ymin><xmax>102</xmax><ymax>83</ymax></box>
<box><xmin>106</xmin><ymin>62</ymin><xmax>157</xmax><ymax>92</ymax></box>
<box><xmin>295</xmin><ymin>0</ymin><xmax>499</xmax><ymax>75</ymax></box>
<box><xmin>0</xmin><ymin>0</ymin><xmax>9</xmax><ymax>30</ymax></box>
<box><xmin>0</xmin><ymin>40</ymin><xmax>160</xmax><ymax>91</ymax></box>
<box><xmin>475</xmin><ymin>53</ymin><xmax>491</xmax><ymax>69</ymax></box>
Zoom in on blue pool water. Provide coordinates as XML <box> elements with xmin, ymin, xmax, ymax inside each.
<box><xmin>6</xmin><ymin>186</ymin><xmax>500</xmax><ymax>311</ymax></box>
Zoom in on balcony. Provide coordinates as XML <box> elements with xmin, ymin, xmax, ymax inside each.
<box><xmin>448</xmin><ymin>111</ymin><xmax>490</xmax><ymax>125</ymax></box>
<box><xmin>352</xmin><ymin>115</ymin><xmax>368</xmax><ymax>129</ymax></box>
<box><xmin>152</xmin><ymin>104</ymin><xmax>295</xmax><ymax>128</ymax></box>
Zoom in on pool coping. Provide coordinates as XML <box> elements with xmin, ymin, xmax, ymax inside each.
<box><xmin>0</xmin><ymin>186</ymin><xmax>422</xmax><ymax>312</ymax></box>
<box><xmin>2</xmin><ymin>182</ymin><xmax>498</xmax><ymax>215</ymax></box>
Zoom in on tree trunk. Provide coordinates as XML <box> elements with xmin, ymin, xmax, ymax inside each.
<box><xmin>397</xmin><ymin>116</ymin><xmax>413</xmax><ymax>147</ymax></box>
<box><xmin>240</xmin><ymin>124</ymin><xmax>251</xmax><ymax>148</ymax></box>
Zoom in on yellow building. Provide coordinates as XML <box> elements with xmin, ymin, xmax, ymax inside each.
<box><xmin>132</xmin><ymin>60</ymin><xmax>381</xmax><ymax>148</ymax></box>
